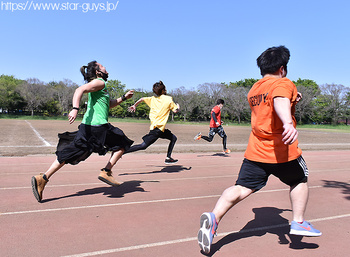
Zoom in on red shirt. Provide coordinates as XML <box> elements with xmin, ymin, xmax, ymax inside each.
<box><xmin>210</xmin><ymin>105</ymin><xmax>221</xmax><ymax>128</ymax></box>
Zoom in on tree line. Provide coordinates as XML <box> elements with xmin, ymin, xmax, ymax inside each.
<box><xmin>1</xmin><ymin>74</ymin><xmax>349</xmax><ymax>125</ymax></box>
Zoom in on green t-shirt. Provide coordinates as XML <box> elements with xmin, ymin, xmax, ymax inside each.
<box><xmin>82</xmin><ymin>78</ymin><xmax>110</xmax><ymax>125</ymax></box>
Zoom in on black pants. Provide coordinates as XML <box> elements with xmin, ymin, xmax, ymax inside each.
<box><xmin>124</xmin><ymin>128</ymin><xmax>177</xmax><ymax>158</ymax></box>
<box><xmin>202</xmin><ymin>126</ymin><xmax>227</xmax><ymax>150</ymax></box>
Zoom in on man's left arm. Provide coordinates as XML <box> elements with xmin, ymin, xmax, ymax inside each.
<box><xmin>170</xmin><ymin>98</ymin><xmax>180</xmax><ymax>113</ymax></box>
<box><xmin>110</xmin><ymin>90</ymin><xmax>134</xmax><ymax>108</ymax></box>
<box><xmin>211</xmin><ymin>111</ymin><xmax>220</xmax><ymax>126</ymax></box>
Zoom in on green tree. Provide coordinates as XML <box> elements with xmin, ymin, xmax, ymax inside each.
<box><xmin>293</xmin><ymin>79</ymin><xmax>320</xmax><ymax>124</ymax></box>
<box><xmin>125</xmin><ymin>90</ymin><xmax>151</xmax><ymax>119</ymax></box>
<box><xmin>0</xmin><ymin>75</ymin><xmax>25</xmax><ymax>112</ymax></box>
<box><xmin>106</xmin><ymin>79</ymin><xmax>129</xmax><ymax>117</ymax></box>
<box><xmin>293</xmin><ymin>78</ymin><xmax>319</xmax><ymax>95</ymax></box>
<box><xmin>106</xmin><ymin>79</ymin><xmax>125</xmax><ymax>99</ymax></box>
<box><xmin>229</xmin><ymin>78</ymin><xmax>258</xmax><ymax>88</ymax></box>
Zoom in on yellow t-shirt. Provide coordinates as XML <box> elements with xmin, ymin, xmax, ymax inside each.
<box><xmin>244</xmin><ymin>76</ymin><xmax>302</xmax><ymax>163</ymax></box>
<box><xmin>143</xmin><ymin>95</ymin><xmax>178</xmax><ymax>132</ymax></box>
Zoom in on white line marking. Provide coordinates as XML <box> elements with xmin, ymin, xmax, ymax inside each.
<box><xmin>25</xmin><ymin>120</ymin><xmax>51</xmax><ymax>146</ymax></box>
<box><xmin>0</xmin><ymin>175</ymin><xmax>238</xmax><ymax>189</ymax></box>
<box><xmin>61</xmin><ymin>213</ymin><xmax>350</xmax><ymax>257</ymax></box>
<box><xmin>0</xmin><ymin>145</ymin><xmax>53</xmax><ymax>148</ymax></box>
<box><xmin>1</xmin><ymin>195</ymin><xmax>218</xmax><ymax>215</ymax></box>
<box><xmin>2</xmin><ymin>143</ymin><xmax>350</xmax><ymax>148</ymax></box>
<box><xmin>0</xmin><ymin>186</ymin><xmax>322</xmax><ymax>215</ymax></box>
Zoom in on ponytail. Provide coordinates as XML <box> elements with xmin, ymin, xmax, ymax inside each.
<box><xmin>80</xmin><ymin>61</ymin><xmax>98</xmax><ymax>82</ymax></box>
<box><xmin>80</xmin><ymin>65</ymin><xmax>88</xmax><ymax>81</ymax></box>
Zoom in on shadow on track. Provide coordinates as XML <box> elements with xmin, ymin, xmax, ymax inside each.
<box><xmin>202</xmin><ymin>207</ymin><xmax>319</xmax><ymax>256</ymax></box>
<box><xmin>41</xmin><ymin>180</ymin><xmax>158</xmax><ymax>203</ymax></box>
<box><xmin>119</xmin><ymin>165</ymin><xmax>192</xmax><ymax>176</ymax></box>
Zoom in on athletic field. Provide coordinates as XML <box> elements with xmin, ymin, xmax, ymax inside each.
<box><xmin>1</xmin><ymin>119</ymin><xmax>349</xmax><ymax>256</ymax></box>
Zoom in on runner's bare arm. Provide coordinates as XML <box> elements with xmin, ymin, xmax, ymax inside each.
<box><xmin>68</xmin><ymin>79</ymin><xmax>106</xmax><ymax>124</ymax></box>
<box><xmin>128</xmin><ymin>97</ymin><xmax>145</xmax><ymax>112</ymax></box>
<box><xmin>110</xmin><ymin>90</ymin><xmax>134</xmax><ymax>108</ymax></box>
<box><xmin>273</xmin><ymin>96</ymin><xmax>298</xmax><ymax>145</ymax></box>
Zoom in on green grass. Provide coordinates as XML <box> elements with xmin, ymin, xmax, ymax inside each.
<box><xmin>0</xmin><ymin>114</ymin><xmax>68</xmax><ymax>120</ymax></box>
<box><xmin>298</xmin><ymin>124</ymin><xmax>350</xmax><ymax>132</ymax></box>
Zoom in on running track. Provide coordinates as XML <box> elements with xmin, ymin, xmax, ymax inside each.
<box><xmin>1</xmin><ymin>150</ymin><xmax>349</xmax><ymax>256</ymax></box>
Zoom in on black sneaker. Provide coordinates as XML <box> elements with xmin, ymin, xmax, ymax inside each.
<box><xmin>165</xmin><ymin>157</ymin><xmax>178</xmax><ymax>165</ymax></box>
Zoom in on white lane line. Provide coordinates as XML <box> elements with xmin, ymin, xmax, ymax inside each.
<box><xmin>25</xmin><ymin>120</ymin><xmax>51</xmax><ymax>146</ymax></box>
<box><xmin>2</xmin><ymin>143</ymin><xmax>350</xmax><ymax>148</ymax></box>
<box><xmin>0</xmin><ymin>186</ymin><xmax>322</xmax><ymax>215</ymax></box>
<box><xmin>0</xmin><ymin>145</ymin><xmax>53</xmax><ymax>148</ymax></box>
<box><xmin>61</xmin><ymin>213</ymin><xmax>350</xmax><ymax>257</ymax></box>
<box><xmin>1</xmin><ymin>195</ymin><xmax>219</xmax><ymax>215</ymax></box>
<box><xmin>0</xmin><ymin>175</ymin><xmax>238</xmax><ymax>189</ymax></box>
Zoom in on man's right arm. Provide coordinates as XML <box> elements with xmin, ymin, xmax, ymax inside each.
<box><xmin>273</xmin><ymin>97</ymin><xmax>298</xmax><ymax>145</ymax></box>
<box><xmin>128</xmin><ymin>97</ymin><xmax>145</xmax><ymax>112</ymax></box>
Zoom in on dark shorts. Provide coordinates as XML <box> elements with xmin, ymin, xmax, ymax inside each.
<box><xmin>209</xmin><ymin>126</ymin><xmax>226</xmax><ymax>138</ymax></box>
<box><xmin>142</xmin><ymin>128</ymin><xmax>174</xmax><ymax>145</ymax></box>
<box><xmin>235</xmin><ymin>156</ymin><xmax>309</xmax><ymax>191</ymax></box>
<box><xmin>56</xmin><ymin>123</ymin><xmax>133</xmax><ymax>165</ymax></box>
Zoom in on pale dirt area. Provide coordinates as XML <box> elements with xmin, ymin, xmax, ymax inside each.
<box><xmin>0</xmin><ymin>119</ymin><xmax>350</xmax><ymax>156</ymax></box>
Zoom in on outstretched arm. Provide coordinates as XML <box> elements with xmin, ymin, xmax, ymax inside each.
<box><xmin>110</xmin><ymin>90</ymin><xmax>134</xmax><ymax>108</ymax></box>
<box><xmin>274</xmin><ymin>96</ymin><xmax>298</xmax><ymax>145</ymax></box>
<box><xmin>128</xmin><ymin>98</ymin><xmax>145</xmax><ymax>112</ymax></box>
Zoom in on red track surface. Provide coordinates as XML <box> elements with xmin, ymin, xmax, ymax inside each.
<box><xmin>1</xmin><ymin>150</ymin><xmax>349</xmax><ymax>256</ymax></box>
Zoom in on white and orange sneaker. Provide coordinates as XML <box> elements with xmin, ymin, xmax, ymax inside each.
<box><xmin>194</xmin><ymin>132</ymin><xmax>202</xmax><ymax>141</ymax></box>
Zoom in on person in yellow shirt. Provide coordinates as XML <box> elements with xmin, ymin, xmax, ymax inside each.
<box><xmin>126</xmin><ymin>81</ymin><xmax>180</xmax><ymax>164</ymax></box>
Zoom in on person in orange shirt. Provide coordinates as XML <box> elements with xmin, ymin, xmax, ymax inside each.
<box><xmin>197</xmin><ymin>46</ymin><xmax>321</xmax><ymax>254</ymax></box>
<box><xmin>194</xmin><ymin>99</ymin><xmax>231</xmax><ymax>154</ymax></box>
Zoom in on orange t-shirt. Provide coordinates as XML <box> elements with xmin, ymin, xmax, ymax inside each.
<box><xmin>244</xmin><ymin>76</ymin><xmax>302</xmax><ymax>163</ymax></box>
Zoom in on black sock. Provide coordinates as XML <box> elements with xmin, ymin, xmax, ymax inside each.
<box><xmin>42</xmin><ymin>174</ymin><xmax>49</xmax><ymax>181</ymax></box>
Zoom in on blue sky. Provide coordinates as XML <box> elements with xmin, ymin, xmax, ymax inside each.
<box><xmin>1</xmin><ymin>0</ymin><xmax>349</xmax><ymax>91</ymax></box>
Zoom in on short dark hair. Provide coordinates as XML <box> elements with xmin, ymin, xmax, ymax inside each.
<box><xmin>217</xmin><ymin>99</ymin><xmax>224</xmax><ymax>105</ymax></box>
<box><xmin>153</xmin><ymin>81</ymin><xmax>166</xmax><ymax>96</ymax></box>
<box><xmin>80</xmin><ymin>60</ymin><xmax>99</xmax><ymax>82</ymax></box>
<box><xmin>257</xmin><ymin>46</ymin><xmax>290</xmax><ymax>76</ymax></box>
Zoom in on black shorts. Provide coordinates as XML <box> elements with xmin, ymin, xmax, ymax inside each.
<box><xmin>209</xmin><ymin>126</ymin><xmax>226</xmax><ymax>138</ymax></box>
<box><xmin>235</xmin><ymin>156</ymin><xmax>309</xmax><ymax>191</ymax></box>
<box><xmin>142</xmin><ymin>128</ymin><xmax>175</xmax><ymax>145</ymax></box>
<box><xmin>56</xmin><ymin>123</ymin><xmax>133</xmax><ymax>165</ymax></box>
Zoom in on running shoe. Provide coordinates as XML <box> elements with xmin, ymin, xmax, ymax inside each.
<box><xmin>164</xmin><ymin>157</ymin><xmax>178</xmax><ymax>165</ymax></box>
<box><xmin>98</xmin><ymin>169</ymin><xmax>121</xmax><ymax>186</ymax></box>
<box><xmin>290</xmin><ymin>220</ymin><xmax>322</xmax><ymax>236</ymax></box>
<box><xmin>224</xmin><ymin>149</ymin><xmax>231</xmax><ymax>154</ymax></box>
<box><xmin>198</xmin><ymin>212</ymin><xmax>218</xmax><ymax>254</ymax></box>
<box><xmin>194</xmin><ymin>132</ymin><xmax>202</xmax><ymax>141</ymax></box>
<box><xmin>31</xmin><ymin>173</ymin><xmax>48</xmax><ymax>202</ymax></box>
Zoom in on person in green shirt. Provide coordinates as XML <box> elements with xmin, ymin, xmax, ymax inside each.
<box><xmin>31</xmin><ymin>61</ymin><xmax>134</xmax><ymax>202</ymax></box>
<box><xmin>126</xmin><ymin>81</ymin><xmax>180</xmax><ymax>164</ymax></box>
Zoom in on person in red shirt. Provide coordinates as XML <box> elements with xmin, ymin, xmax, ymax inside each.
<box><xmin>194</xmin><ymin>99</ymin><xmax>230</xmax><ymax>154</ymax></box>
<box><xmin>197</xmin><ymin>46</ymin><xmax>321</xmax><ymax>254</ymax></box>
